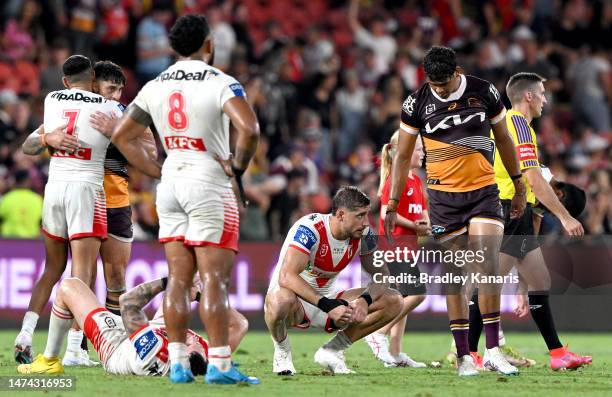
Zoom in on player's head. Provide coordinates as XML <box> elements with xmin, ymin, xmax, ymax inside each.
<box><xmin>93</xmin><ymin>61</ymin><xmax>125</xmax><ymax>101</ymax></box>
<box><xmin>551</xmin><ymin>181</ymin><xmax>586</xmax><ymax>218</ymax></box>
<box><xmin>423</xmin><ymin>46</ymin><xmax>460</xmax><ymax>99</ymax></box>
<box><xmin>186</xmin><ymin>331</ymin><xmax>208</xmax><ymax>376</ymax></box>
<box><xmin>62</xmin><ymin>55</ymin><xmax>93</xmax><ymax>90</ymax></box>
<box><xmin>506</xmin><ymin>72</ymin><xmax>547</xmax><ymax>118</ymax></box>
<box><xmin>188</xmin><ymin>352</ymin><xmax>207</xmax><ymax>376</ymax></box>
<box><xmin>169</xmin><ymin>14</ymin><xmax>213</xmax><ymax>62</ymax></box>
<box><xmin>332</xmin><ymin>186</ymin><xmax>371</xmax><ymax>239</ymax></box>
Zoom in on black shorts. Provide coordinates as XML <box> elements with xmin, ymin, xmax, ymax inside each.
<box><xmin>387</xmin><ymin>261</ymin><xmax>427</xmax><ymax>296</ymax></box>
<box><xmin>427</xmin><ymin>184</ymin><xmax>504</xmax><ymax>240</ymax></box>
<box><xmin>500</xmin><ymin>201</ymin><xmax>539</xmax><ymax>260</ymax></box>
<box><xmin>107</xmin><ymin>206</ymin><xmax>133</xmax><ymax>242</ymax></box>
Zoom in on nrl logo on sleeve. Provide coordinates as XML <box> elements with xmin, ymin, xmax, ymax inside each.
<box><xmin>425</xmin><ymin>104</ymin><xmax>436</xmax><ymax>115</ymax></box>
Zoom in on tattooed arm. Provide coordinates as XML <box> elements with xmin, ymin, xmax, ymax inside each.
<box><xmin>118</xmin><ymin>277</ymin><xmax>167</xmax><ymax>334</ymax></box>
<box><xmin>22</xmin><ymin>124</ymin><xmax>78</xmax><ymax>155</ymax></box>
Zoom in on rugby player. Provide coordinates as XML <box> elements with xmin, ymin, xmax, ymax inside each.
<box><xmin>468</xmin><ymin>72</ymin><xmax>592</xmax><ymax>371</ymax></box>
<box><xmin>14</xmin><ymin>55</ymin><xmax>122</xmax><ymax>364</ymax></box>
<box><xmin>16</xmin><ymin>275</ymin><xmax>249</xmax><ymax>376</ymax></box>
<box><xmin>384</xmin><ymin>46</ymin><xmax>526</xmax><ymax>376</ymax></box>
<box><xmin>265</xmin><ymin>186</ymin><xmax>403</xmax><ymax>375</ymax></box>
<box><xmin>15</xmin><ymin>61</ymin><xmax>156</xmax><ymax>366</ymax></box>
<box><xmin>365</xmin><ymin>131</ymin><xmax>427</xmax><ymax>368</ymax></box>
<box><xmin>112</xmin><ymin>14</ymin><xmax>259</xmax><ymax>384</ymax></box>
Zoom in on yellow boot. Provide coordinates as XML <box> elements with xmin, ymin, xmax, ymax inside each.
<box><xmin>17</xmin><ymin>354</ymin><xmax>64</xmax><ymax>374</ymax></box>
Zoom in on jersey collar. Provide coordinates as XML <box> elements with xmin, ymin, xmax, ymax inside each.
<box><xmin>429</xmin><ymin>74</ymin><xmax>466</xmax><ymax>102</ymax></box>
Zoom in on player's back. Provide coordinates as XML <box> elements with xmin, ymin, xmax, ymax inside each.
<box><xmin>132</xmin><ymin>60</ymin><xmax>246</xmax><ymax>186</ymax></box>
<box><xmin>44</xmin><ymin>88</ymin><xmax>122</xmax><ymax>186</ymax></box>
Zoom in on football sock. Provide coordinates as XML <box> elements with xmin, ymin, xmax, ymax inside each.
<box><xmin>66</xmin><ymin>329</ymin><xmax>83</xmax><ymax>353</ymax></box>
<box><xmin>20</xmin><ymin>311</ymin><xmax>39</xmax><ymax>337</ymax></box>
<box><xmin>208</xmin><ymin>345</ymin><xmax>232</xmax><ymax>372</ymax></box>
<box><xmin>482</xmin><ymin>312</ymin><xmax>501</xmax><ymax>349</ymax></box>
<box><xmin>273</xmin><ymin>336</ymin><xmax>290</xmax><ymax>351</ymax></box>
<box><xmin>322</xmin><ymin>331</ymin><xmax>352</xmax><ymax>352</ymax></box>
<box><xmin>528</xmin><ymin>292</ymin><xmax>563</xmax><ymax>350</ymax></box>
<box><xmin>450</xmin><ymin>319</ymin><xmax>470</xmax><ymax>357</ymax></box>
<box><xmin>468</xmin><ymin>294</ymin><xmax>483</xmax><ymax>352</ymax></box>
<box><xmin>168</xmin><ymin>342</ymin><xmax>190</xmax><ymax>369</ymax></box>
<box><xmin>44</xmin><ymin>304</ymin><xmax>73</xmax><ymax>358</ymax></box>
<box><xmin>105</xmin><ymin>295</ymin><xmax>121</xmax><ymax>316</ymax></box>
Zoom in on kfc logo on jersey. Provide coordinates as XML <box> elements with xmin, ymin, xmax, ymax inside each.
<box><xmin>424</xmin><ymin>112</ymin><xmax>486</xmax><ymax>134</ymax></box>
<box><xmin>50</xmin><ymin>147</ymin><xmax>92</xmax><ymax>160</ymax></box>
<box><xmin>164</xmin><ymin>136</ymin><xmax>206</xmax><ymax>152</ymax></box>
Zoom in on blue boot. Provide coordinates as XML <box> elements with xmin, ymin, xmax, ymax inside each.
<box><xmin>169</xmin><ymin>363</ymin><xmax>195</xmax><ymax>383</ymax></box>
<box><xmin>204</xmin><ymin>364</ymin><xmax>260</xmax><ymax>385</ymax></box>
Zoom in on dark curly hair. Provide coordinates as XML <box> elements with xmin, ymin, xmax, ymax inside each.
<box><xmin>332</xmin><ymin>186</ymin><xmax>370</xmax><ymax>214</ymax></box>
<box><xmin>94</xmin><ymin>61</ymin><xmax>125</xmax><ymax>86</ymax></box>
<box><xmin>169</xmin><ymin>14</ymin><xmax>210</xmax><ymax>57</ymax></box>
<box><xmin>423</xmin><ymin>46</ymin><xmax>457</xmax><ymax>82</ymax></box>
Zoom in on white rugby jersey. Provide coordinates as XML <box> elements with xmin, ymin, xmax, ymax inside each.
<box><xmin>269</xmin><ymin>213</ymin><xmax>377</xmax><ymax>296</ymax></box>
<box><xmin>44</xmin><ymin>88</ymin><xmax>122</xmax><ymax>185</ymax></box>
<box><xmin>131</xmin><ymin>60</ymin><xmax>247</xmax><ymax>185</ymax></box>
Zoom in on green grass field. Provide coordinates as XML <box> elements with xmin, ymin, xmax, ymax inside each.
<box><xmin>0</xmin><ymin>331</ymin><xmax>610</xmax><ymax>397</ymax></box>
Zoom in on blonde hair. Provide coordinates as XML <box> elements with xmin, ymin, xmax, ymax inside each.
<box><xmin>378</xmin><ymin>130</ymin><xmax>400</xmax><ymax>196</ymax></box>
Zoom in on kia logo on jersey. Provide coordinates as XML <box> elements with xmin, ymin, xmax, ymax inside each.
<box><xmin>164</xmin><ymin>136</ymin><xmax>206</xmax><ymax>152</ymax></box>
<box><xmin>424</xmin><ymin>112</ymin><xmax>486</xmax><ymax>134</ymax></box>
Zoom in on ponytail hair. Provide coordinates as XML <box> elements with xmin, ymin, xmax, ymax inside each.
<box><xmin>378</xmin><ymin>130</ymin><xmax>400</xmax><ymax>197</ymax></box>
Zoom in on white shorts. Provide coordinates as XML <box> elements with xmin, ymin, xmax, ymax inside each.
<box><xmin>295</xmin><ymin>290</ymin><xmax>347</xmax><ymax>333</ymax></box>
<box><xmin>42</xmin><ymin>181</ymin><xmax>107</xmax><ymax>241</ymax></box>
<box><xmin>84</xmin><ymin>308</ymin><xmax>127</xmax><ymax>366</ymax></box>
<box><xmin>156</xmin><ymin>181</ymin><xmax>239</xmax><ymax>252</ymax></box>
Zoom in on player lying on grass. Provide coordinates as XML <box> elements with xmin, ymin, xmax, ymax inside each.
<box><xmin>265</xmin><ymin>186</ymin><xmax>403</xmax><ymax>375</ymax></box>
<box><xmin>17</xmin><ymin>276</ymin><xmax>249</xmax><ymax>377</ymax></box>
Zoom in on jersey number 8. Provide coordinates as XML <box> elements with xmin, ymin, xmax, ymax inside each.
<box><xmin>167</xmin><ymin>91</ymin><xmax>188</xmax><ymax>131</ymax></box>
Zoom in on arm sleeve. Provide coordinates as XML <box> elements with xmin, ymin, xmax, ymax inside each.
<box><xmin>355</xmin><ymin>26</ymin><xmax>377</xmax><ymax>49</ymax></box>
<box><xmin>219</xmin><ymin>75</ymin><xmax>246</xmax><ymax>109</ymax></box>
<box><xmin>360</xmin><ymin>227</ymin><xmax>378</xmax><ymax>256</ymax></box>
<box><xmin>288</xmin><ymin>223</ymin><xmax>319</xmax><ymax>255</ymax></box>
<box><xmin>485</xmin><ymin>83</ymin><xmax>506</xmax><ymax>125</ymax></box>
<box><xmin>509</xmin><ymin>114</ymin><xmax>539</xmax><ymax>170</ymax></box>
<box><xmin>399</xmin><ymin>93</ymin><xmax>421</xmax><ymax>135</ymax></box>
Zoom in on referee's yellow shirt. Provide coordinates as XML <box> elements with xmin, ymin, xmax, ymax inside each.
<box><xmin>493</xmin><ymin>109</ymin><xmax>539</xmax><ymax>204</ymax></box>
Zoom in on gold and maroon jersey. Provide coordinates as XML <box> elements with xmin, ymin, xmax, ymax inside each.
<box><xmin>400</xmin><ymin>75</ymin><xmax>506</xmax><ymax>193</ymax></box>
<box><xmin>103</xmin><ymin>103</ymin><xmax>130</xmax><ymax>209</ymax></box>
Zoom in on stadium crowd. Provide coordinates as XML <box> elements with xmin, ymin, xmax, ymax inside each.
<box><xmin>0</xmin><ymin>0</ymin><xmax>610</xmax><ymax>240</ymax></box>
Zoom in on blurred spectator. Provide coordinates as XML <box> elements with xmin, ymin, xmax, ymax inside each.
<box><xmin>68</xmin><ymin>0</ymin><xmax>97</xmax><ymax>58</ymax></box>
<box><xmin>336</xmin><ymin>69</ymin><xmax>367</xmax><ymax>160</ymax></box>
<box><xmin>95</xmin><ymin>0</ymin><xmax>130</xmax><ymax>65</ymax></box>
<box><xmin>39</xmin><ymin>38</ymin><xmax>70</xmax><ymax>96</ymax></box>
<box><xmin>348</xmin><ymin>0</ymin><xmax>396</xmax><ymax>75</ymax></box>
<box><xmin>209</xmin><ymin>6</ymin><xmax>236</xmax><ymax>70</ymax></box>
<box><xmin>369</xmin><ymin>74</ymin><xmax>405</xmax><ymax>149</ymax></box>
<box><xmin>1</xmin><ymin>0</ymin><xmax>42</xmax><ymax>62</ymax></box>
<box><xmin>135</xmin><ymin>3</ymin><xmax>173</xmax><ymax>85</ymax></box>
<box><xmin>568</xmin><ymin>45</ymin><xmax>611</xmax><ymax>133</ymax></box>
<box><xmin>0</xmin><ymin>169</ymin><xmax>42</xmax><ymax>238</ymax></box>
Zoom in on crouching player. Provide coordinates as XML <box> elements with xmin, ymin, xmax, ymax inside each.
<box><xmin>265</xmin><ymin>186</ymin><xmax>403</xmax><ymax>375</ymax></box>
<box><xmin>17</xmin><ymin>276</ymin><xmax>248</xmax><ymax>377</ymax></box>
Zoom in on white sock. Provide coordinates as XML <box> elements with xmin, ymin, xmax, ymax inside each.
<box><xmin>20</xmin><ymin>311</ymin><xmax>39</xmax><ymax>335</ymax></box>
<box><xmin>273</xmin><ymin>336</ymin><xmax>290</xmax><ymax>351</ymax></box>
<box><xmin>208</xmin><ymin>345</ymin><xmax>232</xmax><ymax>372</ymax></box>
<box><xmin>66</xmin><ymin>329</ymin><xmax>83</xmax><ymax>353</ymax></box>
<box><xmin>43</xmin><ymin>304</ymin><xmax>73</xmax><ymax>358</ymax></box>
<box><xmin>168</xmin><ymin>342</ymin><xmax>190</xmax><ymax>368</ymax></box>
<box><xmin>322</xmin><ymin>331</ymin><xmax>352</xmax><ymax>352</ymax></box>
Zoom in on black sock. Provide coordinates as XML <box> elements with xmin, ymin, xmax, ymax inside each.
<box><xmin>528</xmin><ymin>291</ymin><xmax>562</xmax><ymax>350</ymax></box>
<box><xmin>105</xmin><ymin>296</ymin><xmax>121</xmax><ymax>316</ymax></box>
<box><xmin>468</xmin><ymin>293</ymin><xmax>482</xmax><ymax>352</ymax></box>
<box><xmin>81</xmin><ymin>334</ymin><xmax>88</xmax><ymax>351</ymax></box>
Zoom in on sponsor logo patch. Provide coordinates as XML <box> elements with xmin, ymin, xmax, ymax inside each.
<box><xmin>133</xmin><ymin>329</ymin><xmax>159</xmax><ymax>360</ymax></box>
<box><xmin>229</xmin><ymin>83</ymin><xmax>245</xmax><ymax>98</ymax></box>
<box><xmin>164</xmin><ymin>136</ymin><xmax>206</xmax><ymax>151</ymax></box>
<box><xmin>293</xmin><ymin>225</ymin><xmax>317</xmax><ymax>250</ymax></box>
